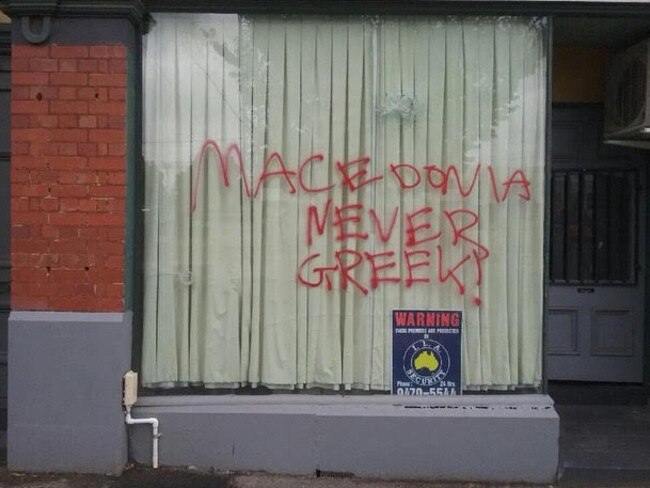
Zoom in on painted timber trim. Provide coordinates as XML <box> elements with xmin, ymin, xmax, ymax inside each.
<box><xmin>0</xmin><ymin>1</ymin><xmax>148</xmax><ymax>28</ymax></box>
<box><xmin>144</xmin><ymin>0</ymin><xmax>650</xmax><ymax>16</ymax></box>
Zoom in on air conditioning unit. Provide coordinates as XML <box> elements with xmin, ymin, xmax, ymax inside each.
<box><xmin>604</xmin><ymin>39</ymin><xmax>650</xmax><ymax>142</ymax></box>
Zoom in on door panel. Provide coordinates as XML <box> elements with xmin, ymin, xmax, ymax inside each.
<box><xmin>547</xmin><ymin>106</ymin><xmax>646</xmax><ymax>383</ymax></box>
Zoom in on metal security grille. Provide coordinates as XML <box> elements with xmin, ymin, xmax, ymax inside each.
<box><xmin>550</xmin><ymin>169</ymin><xmax>638</xmax><ymax>285</ymax></box>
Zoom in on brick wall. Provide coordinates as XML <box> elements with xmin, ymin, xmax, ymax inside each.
<box><xmin>10</xmin><ymin>44</ymin><xmax>127</xmax><ymax>312</ymax></box>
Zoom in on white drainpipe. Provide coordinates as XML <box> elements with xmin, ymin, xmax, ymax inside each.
<box><xmin>125</xmin><ymin>406</ymin><xmax>160</xmax><ymax>469</ymax></box>
<box><xmin>123</xmin><ymin>370</ymin><xmax>160</xmax><ymax>469</ymax></box>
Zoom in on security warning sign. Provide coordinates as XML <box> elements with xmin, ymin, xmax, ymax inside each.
<box><xmin>392</xmin><ymin>310</ymin><xmax>462</xmax><ymax>396</ymax></box>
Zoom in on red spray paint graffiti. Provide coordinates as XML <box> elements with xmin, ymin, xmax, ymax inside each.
<box><xmin>191</xmin><ymin>140</ymin><xmax>533</xmax><ymax>306</ymax></box>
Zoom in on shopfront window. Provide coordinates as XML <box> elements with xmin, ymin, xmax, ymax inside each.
<box><xmin>141</xmin><ymin>14</ymin><xmax>547</xmax><ymax>391</ymax></box>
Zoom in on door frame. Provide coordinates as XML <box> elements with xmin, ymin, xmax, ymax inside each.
<box><xmin>545</xmin><ymin>102</ymin><xmax>650</xmax><ymax>395</ymax></box>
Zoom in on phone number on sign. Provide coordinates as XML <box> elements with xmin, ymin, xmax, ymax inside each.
<box><xmin>396</xmin><ymin>387</ymin><xmax>457</xmax><ymax>396</ymax></box>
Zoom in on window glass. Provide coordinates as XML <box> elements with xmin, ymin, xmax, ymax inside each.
<box><xmin>142</xmin><ymin>14</ymin><xmax>547</xmax><ymax>391</ymax></box>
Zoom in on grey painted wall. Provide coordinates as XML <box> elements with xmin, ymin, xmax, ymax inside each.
<box><xmin>130</xmin><ymin>394</ymin><xmax>560</xmax><ymax>484</ymax></box>
<box><xmin>8</xmin><ymin>312</ymin><xmax>132</xmax><ymax>474</ymax></box>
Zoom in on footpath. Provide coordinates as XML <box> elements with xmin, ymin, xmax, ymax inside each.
<box><xmin>0</xmin><ymin>467</ymin><xmax>649</xmax><ymax>488</ymax></box>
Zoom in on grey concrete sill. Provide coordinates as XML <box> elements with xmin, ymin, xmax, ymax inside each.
<box><xmin>136</xmin><ymin>393</ymin><xmax>555</xmax><ymax>408</ymax></box>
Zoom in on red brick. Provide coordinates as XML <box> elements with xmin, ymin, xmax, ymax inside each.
<box><xmin>97</xmin><ymin>171</ymin><xmax>126</xmax><ymax>185</ymax></box>
<box><xmin>78</xmin><ymin>59</ymin><xmax>99</xmax><ymax>73</ymax></box>
<box><xmin>13</xmin><ymin>128</ymin><xmax>51</xmax><ymax>142</ymax></box>
<box><xmin>50</xmin><ymin>128</ymin><xmax>88</xmax><ymax>143</ymax></box>
<box><xmin>12</xmin><ymin>170</ymin><xmax>29</xmax><ymax>183</ymax></box>
<box><xmin>79</xmin><ymin>228</ymin><xmax>98</xmax><ymax>239</ymax></box>
<box><xmin>11</xmin><ymin>115</ymin><xmax>32</xmax><ymax>129</ymax></box>
<box><xmin>78</xmin><ymin>143</ymin><xmax>98</xmax><ymax>157</ymax></box>
<box><xmin>91</xmin><ymin>214</ymin><xmax>124</xmax><ymax>227</ymax></box>
<box><xmin>13</xmin><ymin>184</ymin><xmax>49</xmax><ymax>197</ymax></box>
<box><xmin>11</xmin><ymin>43</ymin><xmax>128</xmax><ymax>313</ymax></box>
<box><xmin>12</xmin><ymin>155</ymin><xmax>47</xmax><ymax>170</ymax></box>
<box><xmin>88</xmin><ymin>156</ymin><xmax>124</xmax><ymax>170</ymax></box>
<box><xmin>98</xmin><ymin>298</ymin><xmax>124</xmax><ymax>312</ymax></box>
<box><xmin>11</xmin><ymin>198</ymin><xmax>29</xmax><ymax>213</ymax></box>
<box><xmin>12</xmin><ymin>296</ymin><xmax>49</xmax><ymax>311</ymax></box>
<box><xmin>75</xmin><ymin>283</ymin><xmax>95</xmax><ymax>296</ymax></box>
<box><xmin>29</xmin><ymin>142</ymin><xmax>58</xmax><ymax>157</ymax></box>
<box><xmin>79</xmin><ymin>115</ymin><xmax>97</xmax><ymax>128</ymax></box>
<box><xmin>109</xmin><ymin>59</ymin><xmax>126</xmax><ymax>74</ymax></box>
<box><xmin>49</xmin><ymin>239</ymin><xmax>87</xmax><ymax>253</ymax></box>
<box><xmin>107</xmin><ymin>144</ymin><xmax>125</xmax><ymax>157</ymax></box>
<box><xmin>32</xmin><ymin>115</ymin><xmax>59</xmax><ymax>128</ymax></box>
<box><xmin>11</xmin><ymin>225</ymin><xmax>30</xmax><ymax>240</ymax></box>
<box><xmin>49</xmin><ymin>213</ymin><xmax>88</xmax><ymax>226</ymax></box>
<box><xmin>60</xmin><ymin>199</ymin><xmax>79</xmax><ymax>212</ymax></box>
<box><xmin>50</xmin><ymin>45</ymin><xmax>89</xmax><ymax>58</ymax></box>
<box><xmin>11</xmin><ymin>57</ymin><xmax>30</xmax><ymax>72</ymax></box>
<box><xmin>41</xmin><ymin>225</ymin><xmax>61</xmax><ymax>238</ymax></box>
<box><xmin>41</xmin><ymin>198</ymin><xmax>60</xmax><ymax>211</ymax></box>
<box><xmin>89</xmin><ymin>46</ymin><xmax>110</xmax><ymax>58</ymax></box>
<box><xmin>58</xmin><ymin>253</ymin><xmax>82</xmax><ymax>268</ymax></box>
<box><xmin>12</xmin><ymin>100</ymin><xmax>49</xmax><ymax>115</ymax></box>
<box><xmin>13</xmin><ymin>211</ymin><xmax>48</xmax><ymax>224</ymax></box>
<box><xmin>29</xmin><ymin>253</ymin><xmax>59</xmax><ymax>266</ymax></box>
<box><xmin>13</xmin><ymin>253</ymin><xmax>30</xmax><ymax>267</ymax></box>
<box><xmin>79</xmin><ymin>87</ymin><xmax>107</xmax><ymax>101</ymax></box>
<box><xmin>76</xmin><ymin>172</ymin><xmax>96</xmax><ymax>184</ymax></box>
<box><xmin>49</xmin><ymin>156</ymin><xmax>87</xmax><ymax>170</ymax></box>
<box><xmin>57</xmin><ymin>172</ymin><xmax>77</xmax><ymax>184</ymax></box>
<box><xmin>29</xmin><ymin>58</ymin><xmax>59</xmax><ymax>72</ymax></box>
<box><xmin>88</xmin><ymin>74</ymin><xmax>125</xmax><ymax>87</ymax></box>
<box><xmin>11</xmin><ymin>184</ymin><xmax>49</xmax><ymax>197</ymax></box>
<box><xmin>30</xmin><ymin>86</ymin><xmax>59</xmax><ymax>100</ymax></box>
<box><xmin>108</xmin><ymin>116</ymin><xmax>125</xmax><ymax>129</ymax></box>
<box><xmin>108</xmin><ymin>199</ymin><xmax>125</xmax><ymax>213</ymax></box>
<box><xmin>11</xmin><ymin>86</ymin><xmax>31</xmax><ymax>100</ymax></box>
<box><xmin>59</xmin><ymin>59</ymin><xmax>78</xmax><ymax>72</ymax></box>
<box><xmin>50</xmin><ymin>73</ymin><xmax>88</xmax><ymax>86</ymax></box>
<box><xmin>89</xmin><ymin>130</ymin><xmax>123</xmax><ymax>143</ymax></box>
<box><xmin>59</xmin><ymin>228</ymin><xmax>79</xmax><ymax>240</ymax></box>
<box><xmin>49</xmin><ymin>269</ymin><xmax>87</xmax><ymax>282</ymax></box>
<box><xmin>50</xmin><ymin>185</ymin><xmax>88</xmax><ymax>198</ymax></box>
<box><xmin>58</xmin><ymin>115</ymin><xmax>79</xmax><ymax>129</ymax></box>
<box><xmin>28</xmin><ymin>170</ymin><xmax>57</xmax><ymax>184</ymax></box>
<box><xmin>106</xmin><ymin>283</ymin><xmax>124</xmax><ymax>298</ymax></box>
<box><xmin>57</xmin><ymin>143</ymin><xmax>78</xmax><ymax>156</ymax></box>
<box><xmin>89</xmin><ymin>267</ymin><xmax>123</xmax><ymax>281</ymax></box>
<box><xmin>108</xmin><ymin>88</ymin><xmax>126</xmax><ymax>101</ymax></box>
<box><xmin>49</xmin><ymin>100</ymin><xmax>88</xmax><ymax>114</ymax></box>
<box><xmin>89</xmin><ymin>185</ymin><xmax>124</xmax><ymax>197</ymax></box>
<box><xmin>13</xmin><ymin>243</ymin><xmax>50</xmax><ymax>259</ymax></box>
<box><xmin>13</xmin><ymin>72</ymin><xmax>49</xmax><ymax>85</ymax></box>
<box><xmin>88</xmin><ymin>101</ymin><xmax>125</xmax><ymax>115</ymax></box>
<box><xmin>58</xmin><ymin>87</ymin><xmax>78</xmax><ymax>100</ymax></box>
<box><xmin>79</xmin><ymin>199</ymin><xmax>98</xmax><ymax>212</ymax></box>
<box><xmin>89</xmin><ymin>240</ymin><xmax>123</xmax><ymax>255</ymax></box>
<box><xmin>12</xmin><ymin>142</ymin><xmax>30</xmax><ymax>156</ymax></box>
<box><xmin>109</xmin><ymin>46</ymin><xmax>127</xmax><ymax>58</ymax></box>
<box><xmin>28</xmin><ymin>198</ymin><xmax>41</xmax><ymax>211</ymax></box>
<box><xmin>12</xmin><ymin>44</ymin><xmax>50</xmax><ymax>57</ymax></box>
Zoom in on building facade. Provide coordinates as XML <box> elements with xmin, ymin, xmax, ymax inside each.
<box><xmin>1</xmin><ymin>0</ymin><xmax>650</xmax><ymax>483</ymax></box>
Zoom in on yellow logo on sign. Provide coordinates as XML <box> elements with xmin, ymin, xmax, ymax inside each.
<box><xmin>413</xmin><ymin>350</ymin><xmax>439</xmax><ymax>373</ymax></box>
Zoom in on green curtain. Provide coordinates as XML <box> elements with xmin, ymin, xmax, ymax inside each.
<box><xmin>142</xmin><ymin>14</ymin><xmax>547</xmax><ymax>391</ymax></box>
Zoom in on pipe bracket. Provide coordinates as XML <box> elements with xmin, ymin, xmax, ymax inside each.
<box><xmin>21</xmin><ymin>16</ymin><xmax>52</xmax><ymax>45</ymax></box>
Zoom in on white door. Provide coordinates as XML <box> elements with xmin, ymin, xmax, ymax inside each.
<box><xmin>547</xmin><ymin>106</ymin><xmax>646</xmax><ymax>383</ymax></box>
